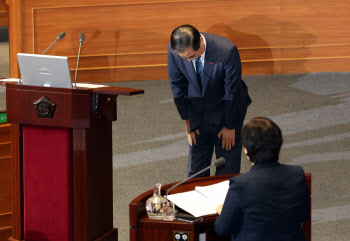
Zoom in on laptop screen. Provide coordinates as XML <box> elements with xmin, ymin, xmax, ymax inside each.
<box><xmin>17</xmin><ymin>53</ymin><xmax>73</xmax><ymax>89</ymax></box>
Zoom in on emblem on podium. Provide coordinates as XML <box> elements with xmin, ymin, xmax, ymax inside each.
<box><xmin>33</xmin><ymin>96</ymin><xmax>56</xmax><ymax>118</ymax></box>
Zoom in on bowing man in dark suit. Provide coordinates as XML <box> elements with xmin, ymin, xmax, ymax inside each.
<box><xmin>215</xmin><ymin>117</ymin><xmax>310</xmax><ymax>241</ymax></box>
<box><xmin>167</xmin><ymin>25</ymin><xmax>251</xmax><ymax>177</ymax></box>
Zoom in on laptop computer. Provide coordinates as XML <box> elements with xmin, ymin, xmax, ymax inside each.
<box><xmin>17</xmin><ymin>53</ymin><xmax>73</xmax><ymax>89</ymax></box>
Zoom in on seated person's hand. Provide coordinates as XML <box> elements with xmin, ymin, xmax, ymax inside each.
<box><xmin>216</xmin><ymin>205</ymin><xmax>223</xmax><ymax>215</ymax></box>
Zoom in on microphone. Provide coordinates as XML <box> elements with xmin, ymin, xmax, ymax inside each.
<box><xmin>74</xmin><ymin>33</ymin><xmax>85</xmax><ymax>88</ymax></box>
<box><xmin>79</xmin><ymin>33</ymin><xmax>85</xmax><ymax>42</ymax></box>
<box><xmin>57</xmin><ymin>31</ymin><xmax>66</xmax><ymax>40</ymax></box>
<box><xmin>165</xmin><ymin>157</ymin><xmax>226</xmax><ymax>199</ymax></box>
<box><xmin>42</xmin><ymin>31</ymin><xmax>66</xmax><ymax>55</ymax></box>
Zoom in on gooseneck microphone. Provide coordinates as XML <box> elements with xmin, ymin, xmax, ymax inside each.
<box><xmin>42</xmin><ymin>31</ymin><xmax>66</xmax><ymax>55</ymax></box>
<box><xmin>57</xmin><ymin>31</ymin><xmax>66</xmax><ymax>40</ymax></box>
<box><xmin>74</xmin><ymin>33</ymin><xmax>85</xmax><ymax>88</ymax></box>
<box><xmin>165</xmin><ymin>157</ymin><xmax>226</xmax><ymax>200</ymax></box>
<box><xmin>79</xmin><ymin>32</ymin><xmax>85</xmax><ymax>42</ymax></box>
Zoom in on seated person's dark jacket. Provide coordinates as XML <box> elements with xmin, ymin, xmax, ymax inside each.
<box><xmin>215</xmin><ymin>161</ymin><xmax>310</xmax><ymax>241</ymax></box>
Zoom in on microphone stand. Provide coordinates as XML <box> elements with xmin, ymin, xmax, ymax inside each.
<box><xmin>42</xmin><ymin>31</ymin><xmax>66</xmax><ymax>55</ymax></box>
<box><xmin>42</xmin><ymin>39</ymin><xmax>58</xmax><ymax>55</ymax></box>
<box><xmin>165</xmin><ymin>157</ymin><xmax>225</xmax><ymax>200</ymax></box>
<box><xmin>74</xmin><ymin>41</ymin><xmax>82</xmax><ymax>89</ymax></box>
<box><xmin>74</xmin><ymin>33</ymin><xmax>84</xmax><ymax>89</ymax></box>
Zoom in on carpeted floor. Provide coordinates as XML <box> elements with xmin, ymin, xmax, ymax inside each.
<box><xmin>109</xmin><ymin>72</ymin><xmax>350</xmax><ymax>241</ymax></box>
<box><xmin>0</xmin><ymin>41</ymin><xmax>9</xmax><ymax>79</ymax></box>
<box><xmin>0</xmin><ymin>40</ymin><xmax>349</xmax><ymax>240</ymax></box>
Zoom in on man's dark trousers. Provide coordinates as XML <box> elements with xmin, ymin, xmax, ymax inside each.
<box><xmin>186</xmin><ymin>111</ymin><xmax>246</xmax><ymax>177</ymax></box>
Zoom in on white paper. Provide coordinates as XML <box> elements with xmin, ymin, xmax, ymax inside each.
<box><xmin>166</xmin><ymin>180</ymin><xmax>230</xmax><ymax>217</ymax></box>
<box><xmin>0</xmin><ymin>79</ymin><xmax>108</xmax><ymax>89</ymax></box>
<box><xmin>75</xmin><ymin>83</ymin><xmax>108</xmax><ymax>88</ymax></box>
<box><xmin>195</xmin><ymin>180</ymin><xmax>229</xmax><ymax>205</ymax></box>
<box><xmin>167</xmin><ymin>190</ymin><xmax>218</xmax><ymax>217</ymax></box>
<box><xmin>0</xmin><ymin>78</ymin><xmax>20</xmax><ymax>82</ymax></box>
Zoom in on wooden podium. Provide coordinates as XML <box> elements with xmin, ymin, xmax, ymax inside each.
<box><xmin>5</xmin><ymin>82</ymin><xmax>143</xmax><ymax>241</ymax></box>
<box><xmin>130</xmin><ymin>174</ymin><xmax>311</xmax><ymax>241</ymax></box>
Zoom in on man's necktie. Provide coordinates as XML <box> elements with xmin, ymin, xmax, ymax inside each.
<box><xmin>195</xmin><ymin>57</ymin><xmax>212</xmax><ymax>123</ymax></box>
<box><xmin>195</xmin><ymin>58</ymin><xmax>203</xmax><ymax>90</ymax></box>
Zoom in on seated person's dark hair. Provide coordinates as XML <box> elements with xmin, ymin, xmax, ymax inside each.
<box><xmin>170</xmin><ymin>24</ymin><xmax>201</xmax><ymax>53</ymax></box>
<box><xmin>241</xmin><ymin>117</ymin><xmax>283</xmax><ymax>163</ymax></box>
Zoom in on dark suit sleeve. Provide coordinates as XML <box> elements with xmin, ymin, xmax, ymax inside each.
<box><xmin>167</xmin><ymin>44</ymin><xmax>189</xmax><ymax>120</ymax></box>
<box><xmin>214</xmin><ymin>178</ymin><xmax>242</xmax><ymax>237</ymax></box>
<box><xmin>297</xmin><ymin>167</ymin><xmax>311</xmax><ymax>222</ymax></box>
<box><xmin>223</xmin><ymin>45</ymin><xmax>244</xmax><ymax>129</ymax></box>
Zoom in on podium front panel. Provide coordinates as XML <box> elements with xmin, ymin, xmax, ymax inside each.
<box><xmin>23</xmin><ymin>125</ymin><xmax>72</xmax><ymax>241</ymax></box>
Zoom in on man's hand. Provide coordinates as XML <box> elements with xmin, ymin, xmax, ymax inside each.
<box><xmin>216</xmin><ymin>204</ymin><xmax>223</xmax><ymax>215</ymax></box>
<box><xmin>217</xmin><ymin>127</ymin><xmax>235</xmax><ymax>151</ymax></box>
<box><xmin>185</xmin><ymin>120</ymin><xmax>200</xmax><ymax>146</ymax></box>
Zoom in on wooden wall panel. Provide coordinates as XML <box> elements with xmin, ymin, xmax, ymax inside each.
<box><xmin>0</xmin><ymin>122</ymin><xmax>12</xmax><ymax>241</ymax></box>
<box><xmin>243</xmin><ymin>58</ymin><xmax>350</xmax><ymax>76</ymax></box>
<box><xmin>6</xmin><ymin>0</ymin><xmax>350</xmax><ymax>82</ymax></box>
<box><xmin>0</xmin><ymin>157</ymin><xmax>11</xmax><ymax>213</ymax></box>
<box><xmin>0</xmin><ymin>0</ymin><xmax>8</xmax><ymax>26</ymax></box>
<box><xmin>240</xmin><ymin>45</ymin><xmax>350</xmax><ymax>75</ymax></box>
<box><xmin>0</xmin><ymin>228</ymin><xmax>12</xmax><ymax>241</ymax></box>
<box><xmin>73</xmin><ymin>65</ymin><xmax>168</xmax><ymax>83</ymax></box>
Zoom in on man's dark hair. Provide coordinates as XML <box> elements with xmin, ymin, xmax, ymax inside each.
<box><xmin>170</xmin><ymin>25</ymin><xmax>201</xmax><ymax>53</ymax></box>
<box><xmin>242</xmin><ymin>117</ymin><xmax>283</xmax><ymax>163</ymax></box>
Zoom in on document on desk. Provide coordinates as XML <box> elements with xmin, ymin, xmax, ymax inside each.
<box><xmin>0</xmin><ymin>78</ymin><xmax>20</xmax><ymax>83</ymax></box>
<box><xmin>76</xmin><ymin>83</ymin><xmax>108</xmax><ymax>88</ymax></box>
<box><xmin>167</xmin><ymin>180</ymin><xmax>229</xmax><ymax>217</ymax></box>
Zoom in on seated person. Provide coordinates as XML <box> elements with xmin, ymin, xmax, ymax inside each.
<box><xmin>214</xmin><ymin>117</ymin><xmax>310</xmax><ymax>241</ymax></box>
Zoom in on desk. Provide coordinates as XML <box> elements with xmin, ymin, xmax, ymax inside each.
<box><xmin>130</xmin><ymin>174</ymin><xmax>311</xmax><ymax>241</ymax></box>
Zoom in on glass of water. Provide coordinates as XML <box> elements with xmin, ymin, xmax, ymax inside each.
<box><xmin>162</xmin><ymin>201</ymin><xmax>175</xmax><ymax>221</ymax></box>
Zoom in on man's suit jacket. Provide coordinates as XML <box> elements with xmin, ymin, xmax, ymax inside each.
<box><xmin>167</xmin><ymin>32</ymin><xmax>251</xmax><ymax>132</ymax></box>
<box><xmin>215</xmin><ymin>162</ymin><xmax>310</xmax><ymax>241</ymax></box>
